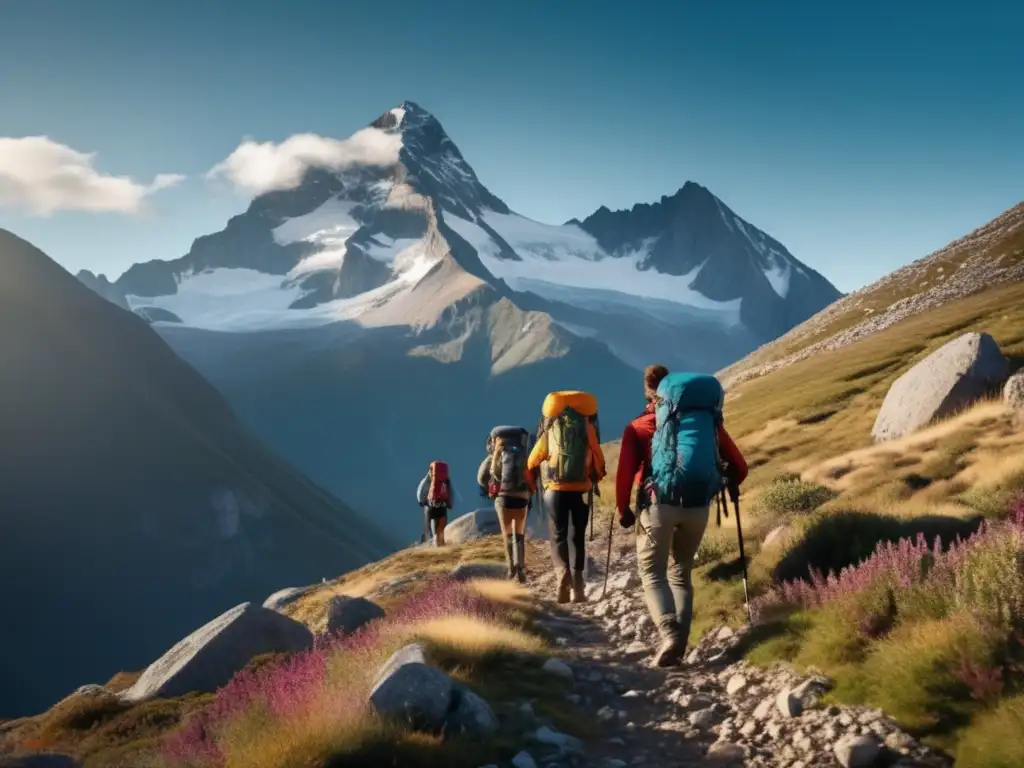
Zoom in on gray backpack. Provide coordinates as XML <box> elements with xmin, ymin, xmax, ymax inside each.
<box><xmin>488</xmin><ymin>425</ymin><xmax>530</xmax><ymax>495</ymax></box>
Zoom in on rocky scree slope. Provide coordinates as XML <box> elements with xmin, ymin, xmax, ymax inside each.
<box><xmin>720</xmin><ymin>201</ymin><xmax>1024</xmax><ymax>389</ymax></box>
<box><xmin>0</xmin><ymin>230</ymin><xmax>395</xmax><ymax>719</ymax></box>
<box><xmin>520</xmin><ymin>537</ymin><xmax>952</xmax><ymax>768</ymax></box>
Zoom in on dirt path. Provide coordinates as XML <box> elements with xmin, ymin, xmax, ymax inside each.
<box><xmin>518</xmin><ymin>528</ymin><xmax>953</xmax><ymax>768</ymax></box>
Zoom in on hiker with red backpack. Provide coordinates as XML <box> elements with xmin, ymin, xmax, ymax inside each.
<box><xmin>416</xmin><ymin>461</ymin><xmax>453</xmax><ymax>547</ymax></box>
<box><xmin>478</xmin><ymin>425</ymin><xmax>537</xmax><ymax>583</ymax></box>
<box><xmin>615</xmin><ymin>365</ymin><xmax>748</xmax><ymax>667</ymax></box>
<box><xmin>528</xmin><ymin>391</ymin><xmax>606</xmax><ymax>604</ymax></box>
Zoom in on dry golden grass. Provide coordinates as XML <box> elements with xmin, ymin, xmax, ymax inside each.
<box><xmin>405</xmin><ymin>615</ymin><xmax>546</xmax><ymax>656</ymax></box>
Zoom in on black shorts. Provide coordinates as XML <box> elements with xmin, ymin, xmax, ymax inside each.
<box><xmin>425</xmin><ymin>505</ymin><xmax>449</xmax><ymax>520</ymax></box>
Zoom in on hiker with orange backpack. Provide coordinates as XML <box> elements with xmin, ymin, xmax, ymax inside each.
<box><xmin>478</xmin><ymin>425</ymin><xmax>537</xmax><ymax>583</ymax></box>
<box><xmin>528</xmin><ymin>391</ymin><xmax>606</xmax><ymax>603</ymax></box>
<box><xmin>615</xmin><ymin>366</ymin><xmax>748</xmax><ymax>666</ymax></box>
<box><xmin>416</xmin><ymin>461</ymin><xmax>453</xmax><ymax>547</ymax></box>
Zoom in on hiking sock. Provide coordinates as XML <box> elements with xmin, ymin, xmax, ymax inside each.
<box><xmin>571</xmin><ymin>569</ymin><xmax>587</xmax><ymax>603</ymax></box>
<box><xmin>504</xmin><ymin>535</ymin><xmax>516</xmax><ymax>579</ymax></box>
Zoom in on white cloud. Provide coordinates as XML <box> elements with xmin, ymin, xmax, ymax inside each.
<box><xmin>0</xmin><ymin>136</ymin><xmax>185</xmax><ymax>216</ymax></box>
<box><xmin>206</xmin><ymin>128</ymin><xmax>401</xmax><ymax>196</ymax></box>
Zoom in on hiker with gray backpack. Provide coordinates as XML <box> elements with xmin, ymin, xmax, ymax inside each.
<box><xmin>615</xmin><ymin>368</ymin><xmax>748</xmax><ymax>667</ymax></box>
<box><xmin>478</xmin><ymin>425</ymin><xmax>537</xmax><ymax>583</ymax></box>
<box><xmin>528</xmin><ymin>391</ymin><xmax>606</xmax><ymax>603</ymax></box>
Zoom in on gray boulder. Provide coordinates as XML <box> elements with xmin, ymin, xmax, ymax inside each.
<box><xmin>368</xmin><ymin>643</ymin><xmax>454</xmax><ymax>732</ymax></box>
<box><xmin>450</xmin><ymin>561</ymin><xmax>508</xmax><ymax>581</ymax></box>
<box><xmin>444</xmin><ymin>685</ymin><xmax>499</xmax><ymax>736</ymax></box>
<box><xmin>262</xmin><ymin>586</ymin><xmax>315</xmax><ymax>612</ymax></box>
<box><xmin>1005</xmin><ymin>371</ymin><xmax>1024</xmax><ymax>411</ymax></box>
<box><xmin>445</xmin><ymin>508</ymin><xmax>502</xmax><ymax>544</ymax></box>
<box><xmin>872</xmin><ymin>332</ymin><xmax>1009</xmax><ymax>441</ymax></box>
<box><xmin>833</xmin><ymin>734</ymin><xmax>881</xmax><ymax>768</ymax></box>
<box><xmin>325</xmin><ymin>595</ymin><xmax>385</xmax><ymax>636</ymax></box>
<box><xmin>121</xmin><ymin>602</ymin><xmax>313</xmax><ymax>702</ymax></box>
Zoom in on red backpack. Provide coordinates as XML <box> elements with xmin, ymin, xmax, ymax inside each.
<box><xmin>427</xmin><ymin>461</ymin><xmax>450</xmax><ymax>507</ymax></box>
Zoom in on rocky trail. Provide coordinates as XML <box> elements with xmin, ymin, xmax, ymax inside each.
<box><xmin>498</xmin><ymin>528</ymin><xmax>954</xmax><ymax>768</ymax></box>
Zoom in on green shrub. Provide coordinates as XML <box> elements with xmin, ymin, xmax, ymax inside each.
<box><xmin>694</xmin><ymin>534</ymin><xmax>735</xmax><ymax>567</ymax></box>
<box><xmin>754</xmin><ymin>475</ymin><xmax>836</xmax><ymax>518</ymax></box>
<box><xmin>956</xmin><ymin>695</ymin><xmax>1024</xmax><ymax>768</ymax></box>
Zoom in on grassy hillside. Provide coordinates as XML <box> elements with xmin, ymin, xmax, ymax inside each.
<box><xmin>677</xmin><ymin>275</ymin><xmax>1024</xmax><ymax>766</ymax></box>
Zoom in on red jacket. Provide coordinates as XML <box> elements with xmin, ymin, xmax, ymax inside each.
<box><xmin>615</xmin><ymin>403</ymin><xmax>748</xmax><ymax>519</ymax></box>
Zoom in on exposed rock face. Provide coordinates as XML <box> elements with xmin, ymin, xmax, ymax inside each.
<box><xmin>872</xmin><ymin>332</ymin><xmax>1009</xmax><ymax>441</ymax></box>
<box><xmin>121</xmin><ymin>602</ymin><xmax>313</xmax><ymax>702</ymax></box>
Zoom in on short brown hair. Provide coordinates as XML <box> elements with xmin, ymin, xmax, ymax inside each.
<box><xmin>644</xmin><ymin>364</ymin><xmax>669</xmax><ymax>400</ymax></box>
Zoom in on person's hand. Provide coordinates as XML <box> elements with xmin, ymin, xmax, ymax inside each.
<box><xmin>619</xmin><ymin>508</ymin><xmax>636</xmax><ymax>529</ymax></box>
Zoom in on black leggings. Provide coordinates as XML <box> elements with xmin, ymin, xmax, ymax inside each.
<box><xmin>545</xmin><ymin>490</ymin><xmax>590</xmax><ymax>572</ymax></box>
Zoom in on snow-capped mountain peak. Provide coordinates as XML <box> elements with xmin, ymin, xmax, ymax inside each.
<box><xmin>77</xmin><ymin>100</ymin><xmax>840</xmax><ymax>374</ymax></box>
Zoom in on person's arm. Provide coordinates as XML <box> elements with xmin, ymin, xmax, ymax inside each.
<box><xmin>717</xmin><ymin>426</ymin><xmax>749</xmax><ymax>485</ymax></box>
<box><xmin>416</xmin><ymin>476</ymin><xmax>428</xmax><ymax>506</ymax></box>
<box><xmin>587</xmin><ymin>420</ymin><xmax>607</xmax><ymax>482</ymax></box>
<box><xmin>615</xmin><ymin>423</ymin><xmax>641</xmax><ymax>517</ymax></box>
<box><xmin>476</xmin><ymin>457</ymin><xmax>491</xmax><ymax>492</ymax></box>
<box><xmin>527</xmin><ymin>429</ymin><xmax>548</xmax><ymax>472</ymax></box>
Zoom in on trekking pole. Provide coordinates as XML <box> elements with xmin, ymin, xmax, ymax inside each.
<box><xmin>728</xmin><ymin>483</ymin><xmax>753</xmax><ymax>623</ymax></box>
<box><xmin>588</xmin><ymin>487</ymin><xmax>595</xmax><ymax>541</ymax></box>
<box><xmin>421</xmin><ymin>506</ymin><xmax>430</xmax><ymax>545</ymax></box>
<box><xmin>600</xmin><ymin>503</ymin><xmax>615</xmax><ymax>600</ymax></box>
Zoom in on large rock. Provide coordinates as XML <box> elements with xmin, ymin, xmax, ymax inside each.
<box><xmin>445</xmin><ymin>508</ymin><xmax>502</xmax><ymax>544</ymax></box>
<box><xmin>833</xmin><ymin>734</ymin><xmax>881</xmax><ymax>768</ymax></box>
<box><xmin>872</xmin><ymin>332</ymin><xmax>1009</xmax><ymax>441</ymax></box>
<box><xmin>1005</xmin><ymin>371</ymin><xmax>1024</xmax><ymax>411</ymax></box>
<box><xmin>325</xmin><ymin>595</ymin><xmax>385</xmax><ymax>636</ymax></box>
<box><xmin>444</xmin><ymin>685</ymin><xmax>499</xmax><ymax>736</ymax></box>
<box><xmin>368</xmin><ymin>643</ymin><xmax>454</xmax><ymax>732</ymax></box>
<box><xmin>121</xmin><ymin>602</ymin><xmax>313</xmax><ymax>702</ymax></box>
<box><xmin>262</xmin><ymin>586</ymin><xmax>315</xmax><ymax>612</ymax></box>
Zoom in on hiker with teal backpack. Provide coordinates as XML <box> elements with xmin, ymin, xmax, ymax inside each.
<box><xmin>615</xmin><ymin>369</ymin><xmax>748</xmax><ymax>666</ymax></box>
<box><xmin>478</xmin><ymin>426</ymin><xmax>537</xmax><ymax>583</ymax></box>
<box><xmin>528</xmin><ymin>391</ymin><xmax>606</xmax><ymax>603</ymax></box>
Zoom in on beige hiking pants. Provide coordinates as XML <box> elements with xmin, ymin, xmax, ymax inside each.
<box><xmin>636</xmin><ymin>503</ymin><xmax>710</xmax><ymax>644</ymax></box>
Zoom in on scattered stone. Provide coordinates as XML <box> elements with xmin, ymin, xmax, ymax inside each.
<box><xmin>542</xmin><ymin>658</ymin><xmax>574</xmax><ymax>681</ymax></box>
<box><xmin>534</xmin><ymin>725</ymin><xmax>584</xmax><ymax>753</ymax></box>
<box><xmin>325</xmin><ymin>594</ymin><xmax>385</xmax><ymax>636</ymax></box>
<box><xmin>446</xmin><ymin>685</ymin><xmax>498</xmax><ymax>735</ymax></box>
<box><xmin>833</xmin><ymin>734</ymin><xmax>882</xmax><ymax>768</ymax></box>
<box><xmin>885</xmin><ymin>731</ymin><xmax>916</xmax><ymax>752</ymax></box>
<box><xmin>790</xmin><ymin>675</ymin><xmax>831</xmax><ymax>711</ymax></box>
<box><xmin>597</xmin><ymin>705</ymin><xmax>616</xmax><ymax>723</ymax></box>
<box><xmin>739</xmin><ymin>720</ymin><xmax>760</xmax><ymax>738</ymax></box>
<box><xmin>566</xmin><ymin>693</ymin><xmax>582</xmax><ymax>705</ymax></box>
<box><xmin>603</xmin><ymin>760</ymin><xmax>628</xmax><ymax>768</ymax></box>
<box><xmin>725</xmin><ymin>674</ymin><xmax>748</xmax><ymax>696</ymax></box>
<box><xmin>775</xmin><ymin>688</ymin><xmax>803</xmax><ymax>718</ymax></box>
<box><xmin>512</xmin><ymin>751</ymin><xmax>538</xmax><ymax>768</ymax></box>
<box><xmin>706</xmin><ymin>741</ymin><xmax>746</xmax><ymax>764</ymax></box>
<box><xmin>688</xmin><ymin>708</ymin><xmax>715</xmax><ymax>729</ymax></box>
<box><xmin>752</xmin><ymin>698</ymin><xmax>774</xmax><ymax>721</ymax></box>
<box><xmin>519</xmin><ymin>701</ymin><xmax>536</xmax><ymax>719</ymax></box>
<box><xmin>716</xmin><ymin>626</ymin><xmax>736</xmax><ymax>642</ymax></box>
<box><xmin>623</xmin><ymin>641</ymin><xmax>649</xmax><ymax>657</ymax></box>
<box><xmin>621</xmin><ymin>689</ymin><xmax>643</xmax><ymax>698</ymax></box>
<box><xmin>445</xmin><ymin>509</ymin><xmax>503</xmax><ymax>543</ymax></box>
<box><xmin>122</xmin><ymin>602</ymin><xmax>313</xmax><ymax>702</ymax></box>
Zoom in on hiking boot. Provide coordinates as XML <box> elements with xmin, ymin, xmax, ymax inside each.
<box><xmin>514</xmin><ymin>535</ymin><xmax>527</xmax><ymax>584</ymax></box>
<box><xmin>653</xmin><ymin>617</ymin><xmax>685</xmax><ymax>667</ymax></box>
<box><xmin>571</xmin><ymin>570</ymin><xmax>587</xmax><ymax>603</ymax></box>
<box><xmin>556</xmin><ymin>570</ymin><xmax>572</xmax><ymax>603</ymax></box>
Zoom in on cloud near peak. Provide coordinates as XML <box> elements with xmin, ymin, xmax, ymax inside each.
<box><xmin>206</xmin><ymin>127</ymin><xmax>402</xmax><ymax>196</ymax></box>
<box><xmin>0</xmin><ymin>136</ymin><xmax>185</xmax><ymax>216</ymax></box>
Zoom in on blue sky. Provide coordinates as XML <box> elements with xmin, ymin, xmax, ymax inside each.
<box><xmin>0</xmin><ymin>0</ymin><xmax>1020</xmax><ymax>293</ymax></box>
